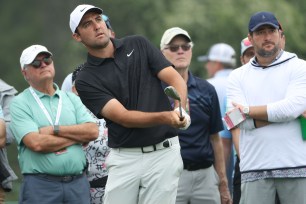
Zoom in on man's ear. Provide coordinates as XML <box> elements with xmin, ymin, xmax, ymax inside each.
<box><xmin>72</xmin><ymin>33</ymin><xmax>82</xmax><ymax>42</ymax></box>
<box><xmin>248</xmin><ymin>33</ymin><xmax>253</xmax><ymax>44</ymax></box>
<box><xmin>22</xmin><ymin>69</ymin><xmax>29</xmax><ymax>81</ymax></box>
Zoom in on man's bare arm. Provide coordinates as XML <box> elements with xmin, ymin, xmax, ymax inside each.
<box><xmin>231</xmin><ymin>128</ymin><xmax>240</xmax><ymax>158</ymax></box>
<box><xmin>211</xmin><ymin>133</ymin><xmax>232</xmax><ymax>204</ymax></box>
<box><xmin>101</xmin><ymin>99</ymin><xmax>187</xmax><ymax>129</ymax></box>
<box><xmin>221</xmin><ymin>138</ymin><xmax>232</xmax><ymax>171</ymax></box>
<box><xmin>22</xmin><ymin>132</ymin><xmax>77</xmax><ymax>153</ymax></box>
<box><xmin>39</xmin><ymin>122</ymin><xmax>98</xmax><ymax>143</ymax></box>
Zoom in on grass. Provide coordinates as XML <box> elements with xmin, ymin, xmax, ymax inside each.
<box><xmin>4</xmin><ymin>143</ymin><xmax>21</xmax><ymax>202</ymax></box>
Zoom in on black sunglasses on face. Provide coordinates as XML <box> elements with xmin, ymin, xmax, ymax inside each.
<box><xmin>164</xmin><ymin>44</ymin><xmax>192</xmax><ymax>52</ymax></box>
<box><xmin>29</xmin><ymin>56</ymin><xmax>53</xmax><ymax>69</ymax></box>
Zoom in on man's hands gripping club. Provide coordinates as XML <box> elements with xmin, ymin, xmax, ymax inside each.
<box><xmin>173</xmin><ymin>107</ymin><xmax>191</xmax><ymax>130</ymax></box>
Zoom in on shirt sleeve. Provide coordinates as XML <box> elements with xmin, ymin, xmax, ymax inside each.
<box><xmin>140</xmin><ymin>36</ymin><xmax>172</xmax><ymax>75</ymax></box>
<box><xmin>226</xmin><ymin>69</ymin><xmax>248</xmax><ymax>111</ymax></box>
<box><xmin>210</xmin><ymin>86</ymin><xmax>224</xmax><ymax>134</ymax></box>
<box><xmin>267</xmin><ymin>60</ymin><xmax>306</xmax><ymax>122</ymax></box>
<box><xmin>9</xmin><ymin>97</ymin><xmax>40</xmax><ymax>145</ymax></box>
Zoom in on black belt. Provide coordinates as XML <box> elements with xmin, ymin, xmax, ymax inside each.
<box><xmin>183</xmin><ymin>162</ymin><xmax>213</xmax><ymax>171</ymax></box>
<box><xmin>24</xmin><ymin>173</ymin><xmax>84</xmax><ymax>183</ymax></box>
<box><xmin>114</xmin><ymin>136</ymin><xmax>179</xmax><ymax>153</ymax></box>
<box><xmin>89</xmin><ymin>176</ymin><xmax>108</xmax><ymax>188</ymax></box>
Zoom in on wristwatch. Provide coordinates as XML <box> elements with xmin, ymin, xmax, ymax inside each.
<box><xmin>53</xmin><ymin>125</ymin><xmax>60</xmax><ymax>136</ymax></box>
<box><xmin>242</xmin><ymin>106</ymin><xmax>250</xmax><ymax>117</ymax></box>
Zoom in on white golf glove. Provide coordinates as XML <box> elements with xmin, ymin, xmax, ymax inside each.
<box><xmin>175</xmin><ymin>107</ymin><xmax>191</xmax><ymax>130</ymax></box>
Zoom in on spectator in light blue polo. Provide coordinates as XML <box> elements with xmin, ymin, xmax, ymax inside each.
<box><xmin>198</xmin><ymin>43</ymin><xmax>236</xmax><ymax>195</ymax></box>
<box><xmin>10</xmin><ymin>44</ymin><xmax>98</xmax><ymax>204</ymax></box>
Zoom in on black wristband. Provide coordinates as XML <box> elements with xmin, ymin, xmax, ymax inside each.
<box><xmin>253</xmin><ymin>119</ymin><xmax>257</xmax><ymax>128</ymax></box>
<box><xmin>53</xmin><ymin>125</ymin><xmax>60</xmax><ymax>135</ymax></box>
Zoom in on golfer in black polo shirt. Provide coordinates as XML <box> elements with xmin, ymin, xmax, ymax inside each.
<box><xmin>69</xmin><ymin>4</ymin><xmax>190</xmax><ymax>204</ymax></box>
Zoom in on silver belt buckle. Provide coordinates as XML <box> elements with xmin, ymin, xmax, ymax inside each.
<box><xmin>141</xmin><ymin>145</ymin><xmax>156</xmax><ymax>153</ymax></box>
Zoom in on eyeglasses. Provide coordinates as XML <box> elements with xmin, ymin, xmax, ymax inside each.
<box><xmin>164</xmin><ymin>44</ymin><xmax>192</xmax><ymax>52</ymax></box>
<box><xmin>28</xmin><ymin>56</ymin><xmax>53</xmax><ymax>69</ymax></box>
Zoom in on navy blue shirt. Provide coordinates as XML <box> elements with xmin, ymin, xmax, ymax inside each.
<box><xmin>76</xmin><ymin>36</ymin><xmax>178</xmax><ymax>148</ymax></box>
<box><xmin>179</xmin><ymin>72</ymin><xmax>223</xmax><ymax>164</ymax></box>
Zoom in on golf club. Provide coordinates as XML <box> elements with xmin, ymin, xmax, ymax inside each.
<box><xmin>164</xmin><ymin>86</ymin><xmax>184</xmax><ymax>121</ymax></box>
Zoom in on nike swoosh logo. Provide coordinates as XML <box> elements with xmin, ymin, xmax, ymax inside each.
<box><xmin>127</xmin><ymin>49</ymin><xmax>134</xmax><ymax>57</ymax></box>
<box><xmin>80</xmin><ymin>7</ymin><xmax>87</xmax><ymax>12</ymax></box>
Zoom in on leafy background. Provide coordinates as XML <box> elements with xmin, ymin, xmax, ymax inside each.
<box><xmin>1</xmin><ymin>0</ymin><xmax>306</xmax><ymax>201</ymax></box>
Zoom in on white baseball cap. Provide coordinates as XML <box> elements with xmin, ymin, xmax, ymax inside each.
<box><xmin>197</xmin><ymin>43</ymin><xmax>236</xmax><ymax>67</ymax></box>
<box><xmin>69</xmin><ymin>4</ymin><xmax>103</xmax><ymax>33</ymax></box>
<box><xmin>240</xmin><ymin>37</ymin><xmax>253</xmax><ymax>55</ymax></box>
<box><xmin>20</xmin><ymin>45</ymin><xmax>52</xmax><ymax>70</ymax></box>
<box><xmin>160</xmin><ymin>27</ymin><xmax>191</xmax><ymax>50</ymax></box>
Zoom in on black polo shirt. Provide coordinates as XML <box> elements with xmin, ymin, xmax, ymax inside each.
<box><xmin>76</xmin><ymin>36</ymin><xmax>177</xmax><ymax>148</ymax></box>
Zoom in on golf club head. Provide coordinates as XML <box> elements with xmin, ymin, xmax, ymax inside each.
<box><xmin>164</xmin><ymin>86</ymin><xmax>184</xmax><ymax>120</ymax></box>
<box><xmin>164</xmin><ymin>86</ymin><xmax>181</xmax><ymax>101</ymax></box>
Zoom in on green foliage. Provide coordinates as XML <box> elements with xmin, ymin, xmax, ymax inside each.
<box><xmin>1</xmin><ymin>0</ymin><xmax>306</xmax><ymax>89</ymax></box>
<box><xmin>1</xmin><ymin>0</ymin><xmax>306</xmax><ymax>201</ymax></box>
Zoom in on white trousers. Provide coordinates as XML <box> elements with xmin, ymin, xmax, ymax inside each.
<box><xmin>104</xmin><ymin>137</ymin><xmax>183</xmax><ymax>204</ymax></box>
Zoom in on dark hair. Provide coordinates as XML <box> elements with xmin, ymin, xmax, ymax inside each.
<box><xmin>72</xmin><ymin>63</ymin><xmax>85</xmax><ymax>83</ymax></box>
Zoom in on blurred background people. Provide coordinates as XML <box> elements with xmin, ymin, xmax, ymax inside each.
<box><xmin>0</xmin><ymin>79</ymin><xmax>18</xmax><ymax>202</ymax></box>
<box><xmin>232</xmin><ymin>37</ymin><xmax>254</xmax><ymax>204</ymax></box>
<box><xmin>240</xmin><ymin>37</ymin><xmax>255</xmax><ymax>65</ymax></box>
<box><xmin>198</xmin><ymin>43</ymin><xmax>236</xmax><ymax>195</ymax></box>
<box><xmin>0</xmin><ymin>106</ymin><xmax>6</xmax><ymax>203</ymax></box>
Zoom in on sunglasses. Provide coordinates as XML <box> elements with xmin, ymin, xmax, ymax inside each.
<box><xmin>102</xmin><ymin>14</ymin><xmax>109</xmax><ymax>22</ymax></box>
<box><xmin>164</xmin><ymin>44</ymin><xmax>192</xmax><ymax>52</ymax></box>
<box><xmin>102</xmin><ymin>14</ymin><xmax>113</xmax><ymax>30</ymax></box>
<box><xmin>29</xmin><ymin>56</ymin><xmax>53</xmax><ymax>69</ymax></box>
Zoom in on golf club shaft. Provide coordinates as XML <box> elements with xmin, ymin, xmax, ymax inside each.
<box><xmin>179</xmin><ymin>101</ymin><xmax>183</xmax><ymax>121</ymax></box>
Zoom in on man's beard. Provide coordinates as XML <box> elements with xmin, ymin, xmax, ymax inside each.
<box><xmin>257</xmin><ymin>44</ymin><xmax>279</xmax><ymax>58</ymax></box>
